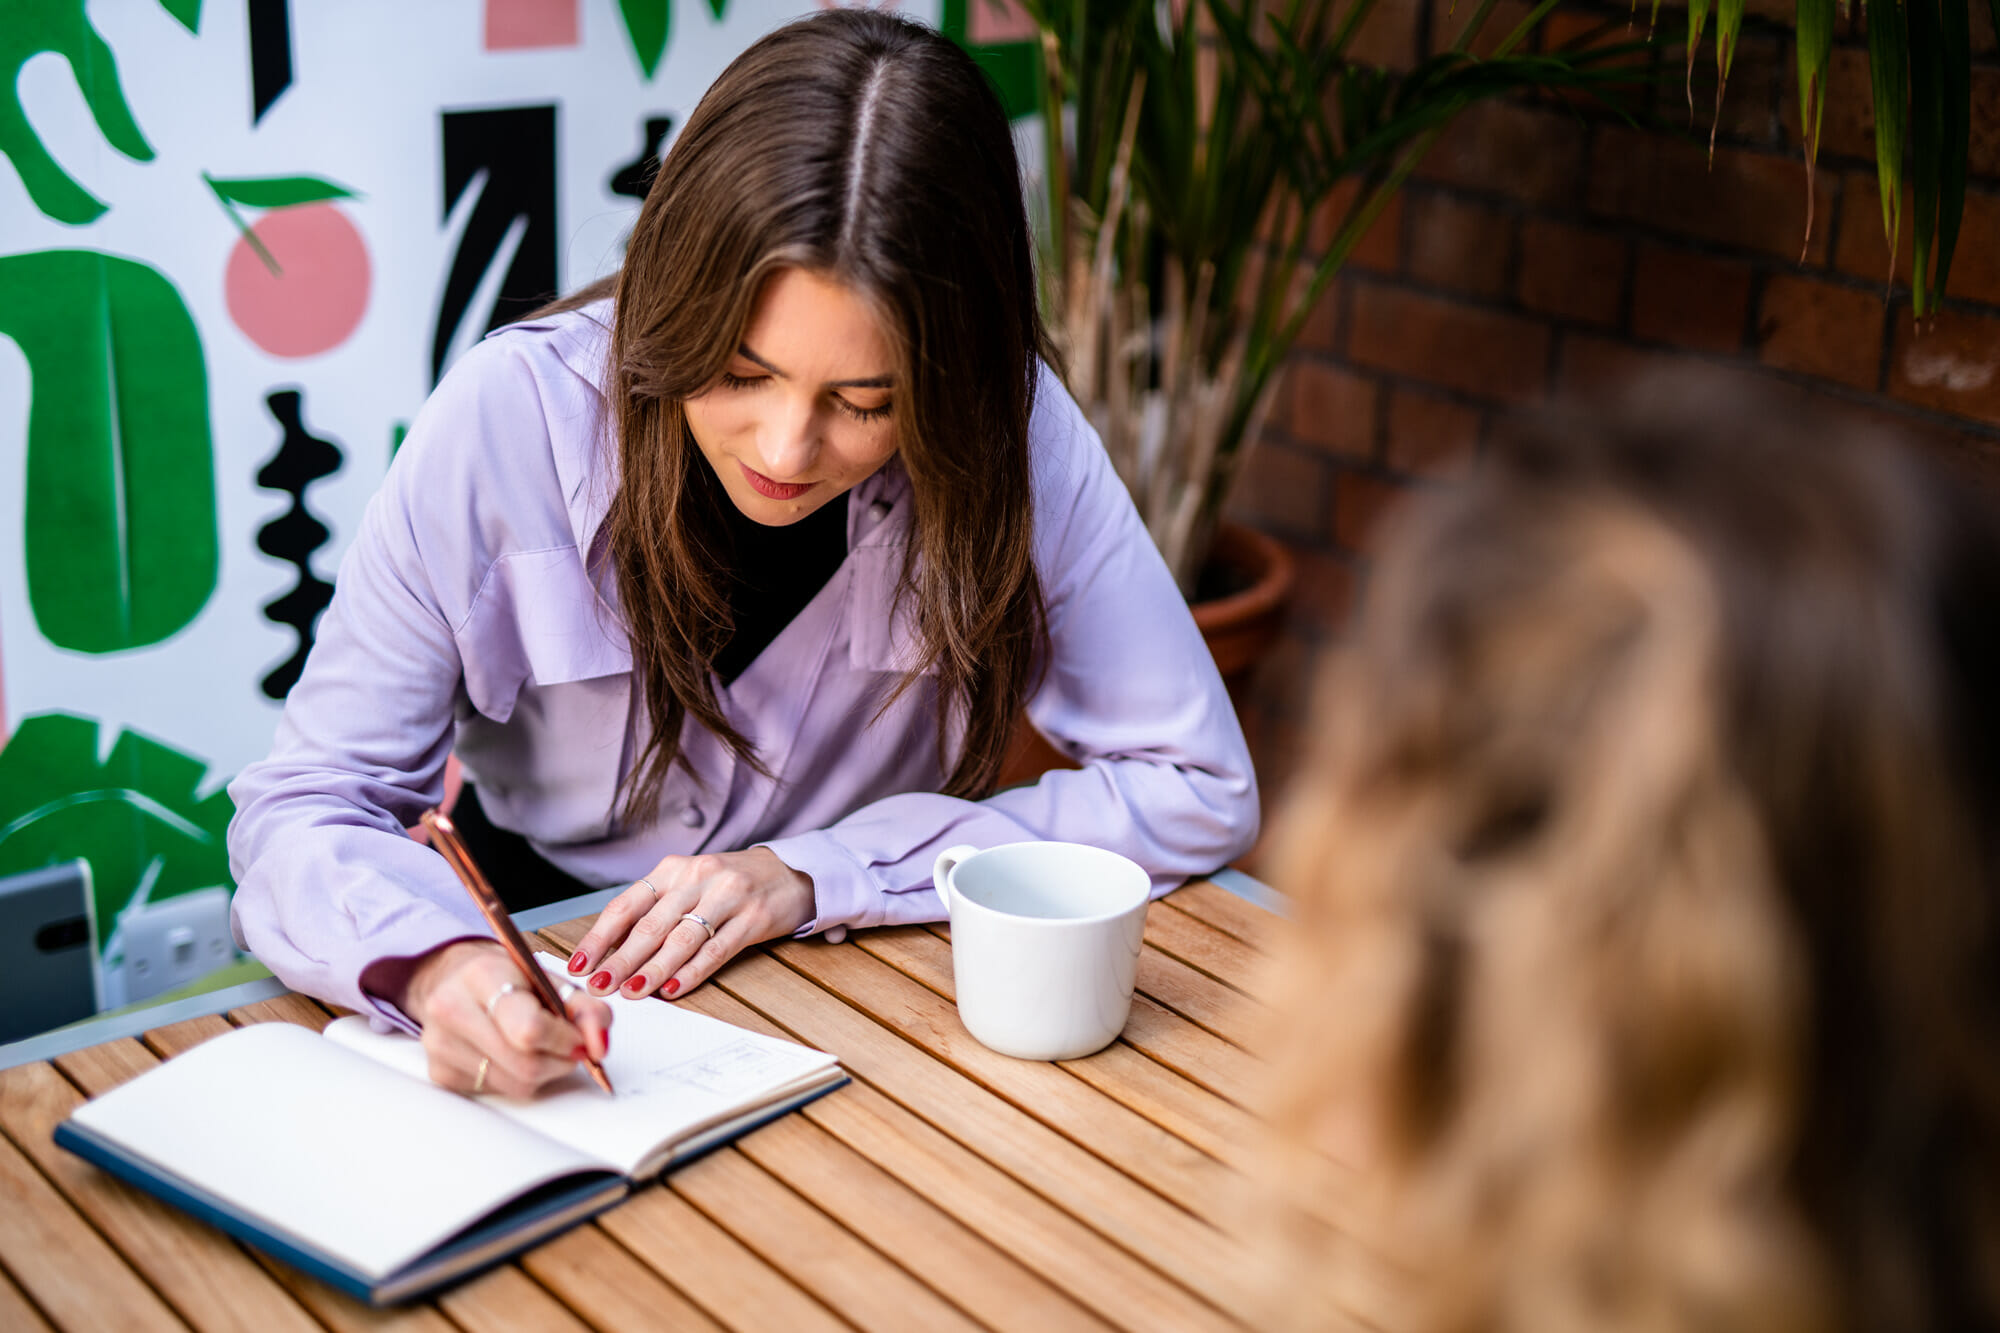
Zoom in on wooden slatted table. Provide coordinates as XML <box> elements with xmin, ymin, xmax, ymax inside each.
<box><xmin>0</xmin><ymin>879</ymin><xmax>1277</xmax><ymax>1332</ymax></box>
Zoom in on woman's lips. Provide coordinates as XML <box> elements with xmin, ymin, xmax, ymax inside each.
<box><xmin>740</xmin><ymin>463</ymin><xmax>815</xmax><ymax>501</ymax></box>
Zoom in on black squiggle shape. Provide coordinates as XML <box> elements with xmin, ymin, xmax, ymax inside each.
<box><xmin>609</xmin><ymin>115</ymin><xmax>674</xmax><ymax>201</ymax></box>
<box><xmin>255</xmin><ymin>389</ymin><xmax>342</xmax><ymax>699</ymax></box>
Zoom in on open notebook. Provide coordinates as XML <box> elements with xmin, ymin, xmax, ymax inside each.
<box><xmin>54</xmin><ymin>956</ymin><xmax>845</xmax><ymax>1304</ymax></box>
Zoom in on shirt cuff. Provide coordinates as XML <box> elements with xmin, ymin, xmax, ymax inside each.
<box><xmin>757</xmin><ymin>828</ymin><xmax>880</xmax><ymax>943</ymax></box>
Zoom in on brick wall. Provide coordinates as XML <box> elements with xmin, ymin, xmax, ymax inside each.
<box><xmin>1224</xmin><ymin>0</ymin><xmax>2000</xmax><ymax>843</ymax></box>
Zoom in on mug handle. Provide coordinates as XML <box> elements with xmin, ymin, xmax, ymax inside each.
<box><xmin>932</xmin><ymin>844</ymin><xmax>978</xmax><ymax>919</ymax></box>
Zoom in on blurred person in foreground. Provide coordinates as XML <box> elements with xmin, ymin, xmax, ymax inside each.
<box><xmin>1256</xmin><ymin>376</ymin><xmax>2000</xmax><ymax>1332</ymax></box>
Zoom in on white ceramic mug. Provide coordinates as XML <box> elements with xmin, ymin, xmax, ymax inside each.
<box><xmin>931</xmin><ymin>841</ymin><xmax>1151</xmax><ymax>1061</ymax></box>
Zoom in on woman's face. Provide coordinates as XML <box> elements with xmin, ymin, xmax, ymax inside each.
<box><xmin>684</xmin><ymin>266</ymin><xmax>899</xmax><ymax>526</ymax></box>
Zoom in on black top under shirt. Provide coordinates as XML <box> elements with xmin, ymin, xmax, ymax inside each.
<box><xmin>713</xmin><ymin>490</ymin><xmax>852</xmax><ymax>684</ymax></box>
<box><xmin>460</xmin><ymin>491</ymin><xmax>854</xmax><ymax>910</ymax></box>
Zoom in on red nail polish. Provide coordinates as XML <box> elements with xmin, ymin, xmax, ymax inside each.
<box><xmin>664</xmin><ymin>978</ymin><xmax>680</xmax><ymax>997</ymax></box>
<box><xmin>571</xmin><ymin>1045</ymin><xmax>587</xmax><ymax>1061</ymax></box>
<box><xmin>589</xmin><ymin>971</ymin><xmax>612</xmax><ymax>991</ymax></box>
<box><xmin>624</xmin><ymin>976</ymin><xmax>647</xmax><ymax>994</ymax></box>
<box><xmin>597</xmin><ymin>1032</ymin><xmax>610</xmax><ymax>1059</ymax></box>
<box><xmin>568</xmin><ymin>950</ymin><xmax>588</xmax><ymax>973</ymax></box>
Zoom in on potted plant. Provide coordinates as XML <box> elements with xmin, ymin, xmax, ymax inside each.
<box><xmin>1015</xmin><ymin>0</ymin><xmax>1637</xmax><ymax>635</ymax></box>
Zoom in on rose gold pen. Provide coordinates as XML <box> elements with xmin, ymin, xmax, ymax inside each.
<box><xmin>420</xmin><ymin>807</ymin><xmax>615</xmax><ymax>1095</ymax></box>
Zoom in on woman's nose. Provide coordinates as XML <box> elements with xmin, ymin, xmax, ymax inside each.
<box><xmin>757</xmin><ymin>397</ymin><xmax>819</xmax><ymax>479</ymax></box>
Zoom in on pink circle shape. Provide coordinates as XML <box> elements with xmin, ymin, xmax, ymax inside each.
<box><xmin>225</xmin><ymin>201</ymin><xmax>371</xmax><ymax>359</ymax></box>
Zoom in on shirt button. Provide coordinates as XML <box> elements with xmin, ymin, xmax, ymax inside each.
<box><xmin>868</xmin><ymin>499</ymin><xmax>891</xmax><ymax>524</ymax></box>
<box><xmin>680</xmin><ymin>803</ymin><xmax>704</xmax><ymax>828</ymax></box>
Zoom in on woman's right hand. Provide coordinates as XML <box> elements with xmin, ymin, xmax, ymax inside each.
<box><xmin>399</xmin><ymin>940</ymin><xmax>613</xmax><ymax>1098</ymax></box>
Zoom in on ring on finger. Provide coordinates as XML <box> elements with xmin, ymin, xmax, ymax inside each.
<box><xmin>473</xmin><ymin>1056</ymin><xmax>490</xmax><ymax>1095</ymax></box>
<box><xmin>636</xmin><ymin>876</ymin><xmax>660</xmax><ymax>902</ymax></box>
<box><xmin>680</xmin><ymin>911</ymin><xmax>716</xmax><ymax>942</ymax></box>
<box><xmin>484</xmin><ymin>982</ymin><xmax>518</xmax><ymax>1019</ymax></box>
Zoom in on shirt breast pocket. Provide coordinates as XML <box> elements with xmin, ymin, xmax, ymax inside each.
<box><xmin>455</xmin><ymin>550</ymin><xmax>633</xmax><ymax>845</ymax></box>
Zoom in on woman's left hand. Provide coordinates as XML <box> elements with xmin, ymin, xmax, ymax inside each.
<box><xmin>564</xmin><ymin>847</ymin><xmax>816</xmax><ymax>1000</ymax></box>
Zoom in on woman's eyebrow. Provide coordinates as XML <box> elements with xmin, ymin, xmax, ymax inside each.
<box><xmin>737</xmin><ymin>344</ymin><xmax>893</xmax><ymax>390</ymax></box>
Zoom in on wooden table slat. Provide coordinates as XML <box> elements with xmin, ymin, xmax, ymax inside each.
<box><xmin>594</xmin><ymin>1186</ymin><xmax>854</xmax><ymax>1333</ymax></box>
<box><xmin>718</xmin><ymin>948</ymin><xmax>1261</xmax><ymax>1319</ymax></box>
<box><xmin>230</xmin><ymin>994</ymin><xmax>336</xmax><ymax>1032</ymax></box>
<box><xmin>0</xmin><ymin>1262</ymin><xmax>56</xmax><ymax>1333</ymax></box>
<box><xmin>1130</xmin><ymin>943</ymin><xmax>1266</xmax><ymax>1048</ymax></box>
<box><xmin>738</xmin><ymin>1108</ymin><xmax>1114</xmax><ymax>1333</ymax></box>
<box><xmin>0</xmin><ymin>1091</ymin><xmax>191</xmax><ymax>1331</ymax></box>
<box><xmin>874</xmin><ymin>925</ymin><xmax>1257</xmax><ymax>1113</ymax></box>
<box><xmin>247</xmin><ymin>1250</ymin><xmax>459</xmax><ymax>1333</ymax></box>
<box><xmin>1141</xmin><ymin>909</ymin><xmax>1269</xmax><ymax>1003</ymax></box>
<box><xmin>143</xmin><ymin>1014</ymin><xmax>235</xmax><ymax>1060</ymax></box>
<box><xmin>675</xmin><ymin>985</ymin><xmax>1241</xmax><ymax>1333</ymax></box>
<box><xmin>668</xmin><ymin>1145</ymin><xmax>984</xmax><ymax>1333</ymax></box>
<box><xmin>1158</xmin><ymin>882</ymin><xmax>1277</xmax><ymax>948</ymax></box>
<box><xmin>829</xmin><ymin>929</ymin><xmax>1239</xmax><ymax>1223</ymax></box>
<box><xmin>0</xmin><ymin>1058</ymin><xmax>325</xmax><ymax>1333</ymax></box>
<box><xmin>514</xmin><ymin>1225</ymin><xmax>724</xmax><ymax>1333</ymax></box>
<box><xmin>1054</xmin><ymin>1040</ymin><xmax>1264</xmax><ymax>1176</ymax></box>
<box><xmin>433</xmin><ymin>1263</ymin><xmax>597</xmax><ymax>1333</ymax></box>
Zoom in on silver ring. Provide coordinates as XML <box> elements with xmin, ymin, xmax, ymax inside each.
<box><xmin>636</xmin><ymin>876</ymin><xmax>660</xmax><ymax>901</ymax></box>
<box><xmin>472</xmin><ymin>1056</ymin><xmax>490</xmax><ymax>1094</ymax></box>
<box><xmin>484</xmin><ymin>982</ymin><xmax>518</xmax><ymax>1019</ymax></box>
<box><xmin>680</xmin><ymin>912</ymin><xmax>716</xmax><ymax>942</ymax></box>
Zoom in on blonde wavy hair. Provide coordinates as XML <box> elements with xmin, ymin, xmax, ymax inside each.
<box><xmin>1256</xmin><ymin>377</ymin><xmax>2000</xmax><ymax>1333</ymax></box>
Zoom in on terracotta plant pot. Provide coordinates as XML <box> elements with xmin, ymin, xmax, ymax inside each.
<box><xmin>999</xmin><ymin>520</ymin><xmax>1296</xmax><ymax>786</ymax></box>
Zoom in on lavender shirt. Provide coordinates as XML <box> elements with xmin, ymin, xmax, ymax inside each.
<box><xmin>226</xmin><ymin>303</ymin><xmax>1259</xmax><ymax>1027</ymax></box>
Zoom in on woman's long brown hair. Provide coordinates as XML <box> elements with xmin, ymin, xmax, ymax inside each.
<box><xmin>542</xmin><ymin>11</ymin><xmax>1052</xmax><ymax>826</ymax></box>
<box><xmin>1256</xmin><ymin>375</ymin><xmax>2000</xmax><ymax>1332</ymax></box>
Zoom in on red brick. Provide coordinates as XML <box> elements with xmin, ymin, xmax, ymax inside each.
<box><xmin>1347</xmin><ymin>284</ymin><xmax>1552</xmax><ymax>404</ymax></box>
<box><xmin>1889</xmin><ymin>307</ymin><xmax>2000</xmax><ymax>428</ymax></box>
<box><xmin>1779</xmin><ymin>44</ymin><xmax>1874</xmax><ymax>161</ymax></box>
<box><xmin>1405</xmin><ymin>190</ymin><xmax>1515</xmax><ymax>300</ymax></box>
<box><xmin>1332</xmin><ymin>469</ymin><xmax>1413</xmax><ymax>555</ymax></box>
<box><xmin>1630</xmin><ymin>243</ymin><xmax>1753</xmax><ymax>353</ymax></box>
<box><xmin>1517</xmin><ymin>218</ymin><xmax>1627</xmax><ymax>326</ymax></box>
<box><xmin>1415</xmin><ymin>101</ymin><xmax>1586</xmax><ymax>208</ymax></box>
<box><xmin>1836</xmin><ymin>177</ymin><xmax>2000</xmax><ymax>309</ymax></box>
<box><xmin>1976</xmin><ymin>0</ymin><xmax>1997</xmax><ymax>56</ymax></box>
<box><xmin>1586</xmin><ymin>127</ymin><xmax>1836</xmax><ymax>264</ymax></box>
<box><xmin>1972</xmin><ymin>66</ymin><xmax>2000</xmax><ymax>178</ymax></box>
<box><xmin>1755</xmin><ymin>273</ymin><xmax>1885</xmax><ymax>390</ymax></box>
<box><xmin>1560</xmin><ymin>333</ymin><xmax>1836</xmax><ymax>415</ymax></box>
<box><xmin>1284</xmin><ymin>359</ymin><xmax>1379</xmax><ymax>461</ymax></box>
<box><xmin>1227</xmin><ymin>441</ymin><xmax>1333</xmax><ymax>537</ymax></box>
<box><xmin>1386</xmin><ymin>390</ymin><xmax>1480</xmax><ymax>480</ymax></box>
<box><xmin>1310</xmin><ymin>181</ymin><xmax>1404</xmax><ymax>274</ymax></box>
<box><xmin>1348</xmin><ymin>0</ymin><xmax>1422</xmax><ymax>69</ymax></box>
<box><xmin>1667</xmin><ymin>32</ymin><xmax>1787</xmax><ymax>148</ymax></box>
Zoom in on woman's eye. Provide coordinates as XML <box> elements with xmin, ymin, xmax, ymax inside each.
<box><xmin>835</xmin><ymin>396</ymin><xmax>892</xmax><ymax>424</ymax></box>
<box><xmin>718</xmin><ymin>371</ymin><xmax>766</xmax><ymax>390</ymax></box>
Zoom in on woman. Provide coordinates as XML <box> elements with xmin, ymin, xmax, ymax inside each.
<box><xmin>1256</xmin><ymin>377</ymin><xmax>2000</xmax><ymax>1332</ymax></box>
<box><xmin>227</xmin><ymin>11</ymin><xmax>1257</xmax><ymax>1099</ymax></box>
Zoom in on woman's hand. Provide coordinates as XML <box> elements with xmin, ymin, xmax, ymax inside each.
<box><xmin>565</xmin><ymin>848</ymin><xmax>816</xmax><ymax>1000</ymax></box>
<box><xmin>398</xmin><ymin>940</ymin><xmax>614</xmax><ymax>1098</ymax></box>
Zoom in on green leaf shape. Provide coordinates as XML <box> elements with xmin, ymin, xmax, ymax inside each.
<box><xmin>1685</xmin><ymin>0</ymin><xmax>1712</xmax><ymax>115</ymax></box>
<box><xmin>1866</xmin><ymin>0</ymin><xmax>1910</xmax><ymax>291</ymax></box>
<box><xmin>158</xmin><ymin>0</ymin><xmax>201</xmax><ymax>33</ymax></box>
<box><xmin>1710</xmin><ymin>0</ymin><xmax>1744</xmax><ymax>160</ymax></box>
<box><xmin>202</xmin><ymin>172</ymin><xmax>359</xmax><ymax>209</ymax></box>
<box><xmin>0</xmin><ymin>713</ymin><xmax>234</xmax><ymax>954</ymax></box>
<box><xmin>616</xmin><ymin>0</ymin><xmax>670</xmax><ymax>80</ymax></box>
<box><xmin>0</xmin><ymin>250</ymin><xmax>219</xmax><ymax>653</ymax></box>
<box><xmin>1795</xmin><ymin>0</ymin><xmax>1835</xmax><ymax>258</ymax></box>
<box><xmin>705</xmin><ymin>0</ymin><xmax>727</xmax><ymax>18</ymax></box>
<box><xmin>1908</xmin><ymin>0</ymin><xmax>1943</xmax><ymax>316</ymax></box>
<box><xmin>0</xmin><ymin>0</ymin><xmax>159</xmax><ymax>225</ymax></box>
